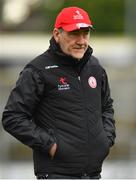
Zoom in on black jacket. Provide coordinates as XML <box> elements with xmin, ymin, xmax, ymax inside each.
<box><xmin>2</xmin><ymin>38</ymin><xmax>116</xmax><ymax>177</ymax></box>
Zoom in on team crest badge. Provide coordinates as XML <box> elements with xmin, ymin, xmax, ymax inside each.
<box><xmin>88</xmin><ymin>76</ymin><xmax>97</xmax><ymax>88</ymax></box>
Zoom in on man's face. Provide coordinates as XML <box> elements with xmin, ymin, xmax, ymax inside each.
<box><xmin>53</xmin><ymin>28</ymin><xmax>90</xmax><ymax>60</ymax></box>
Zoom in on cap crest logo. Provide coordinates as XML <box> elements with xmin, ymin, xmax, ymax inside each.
<box><xmin>76</xmin><ymin>23</ymin><xmax>89</xmax><ymax>29</ymax></box>
<box><xmin>88</xmin><ymin>76</ymin><xmax>97</xmax><ymax>88</ymax></box>
<box><xmin>73</xmin><ymin>10</ymin><xmax>83</xmax><ymax>20</ymax></box>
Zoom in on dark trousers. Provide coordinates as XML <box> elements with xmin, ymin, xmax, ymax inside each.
<box><xmin>36</xmin><ymin>173</ymin><xmax>100</xmax><ymax>179</ymax></box>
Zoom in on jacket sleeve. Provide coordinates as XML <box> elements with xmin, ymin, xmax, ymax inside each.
<box><xmin>101</xmin><ymin>68</ymin><xmax>116</xmax><ymax>147</ymax></box>
<box><xmin>2</xmin><ymin>67</ymin><xmax>55</xmax><ymax>153</ymax></box>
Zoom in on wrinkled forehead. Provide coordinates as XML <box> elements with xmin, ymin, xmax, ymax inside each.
<box><xmin>61</xmin><ymin>27</ymin><xmax>90</xmax><ymax>35</ymax></box>
<box><xmin>69</xmin><ymin>27</ymin><xmax>90</xmax><ymax>33</ymax></box>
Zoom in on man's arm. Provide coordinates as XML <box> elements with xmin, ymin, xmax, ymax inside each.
<box><xmin>2</xmin><ymin>67</ymin><xmax>56</xmax><ymax>153</ymax></box>
<box><xmin>101</xmin><ymin>68</ymin><xmax>116</xmax><ymax>147</ymax></box>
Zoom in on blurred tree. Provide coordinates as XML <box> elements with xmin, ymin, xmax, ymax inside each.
<box><xmin>1</xmin><ymin>0</ymin><xmax>125</xmax><ymax>34</ymax></box>
<box><xmin>125</xmin><ymin>0</ymin><xmax>136</xmax><ymax>36</ymax></box>
<box><xmin>61</xmin><ymin>0</ymin><xmax>125</xmax><ymax>34</ymax></box>
<box><xmin>41</xmin><ymin>0</ymin><xmax>64</xmax><ymax>31</ymax></box>
<box><xmin>0</xmin><ymin>0</ymin><xmax>4</xmax><ymax>30</ymax></box>
<box><xmin>40</xmin><ymin>0</ymin><xmax>125</xmax><ymax>34</ymax></box>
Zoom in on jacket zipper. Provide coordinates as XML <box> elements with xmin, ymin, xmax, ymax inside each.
<box><xmin>76</xmin><ymin>73</ymin><xmax>90</xmax><ymax>174</ymax></box>
<box><xmin>78</xmin><ymin>76</ymin><xmax>81</xmax><ymax>81</ymax></box>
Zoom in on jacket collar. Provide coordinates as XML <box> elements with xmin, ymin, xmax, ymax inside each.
<box><xmin>49</xmin><ymin>37</ymin><xmax>93</xmax><ymax>67</ymax></box>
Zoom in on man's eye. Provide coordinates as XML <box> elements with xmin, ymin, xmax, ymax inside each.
<box><xmin>68</xmin><ymin>30</ymin><xmax>90</xmax><ymax>36</ymax></box>
<box><xmin>84</xmin><ymin>31</ymin><xmax>89</xmax><ymax>35</ymax></box>
<box><xmin>70</xmin><ymin>32</ymin><xmax>78</xmax><ymax>36</ymax></box>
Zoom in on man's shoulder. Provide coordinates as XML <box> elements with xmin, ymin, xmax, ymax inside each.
<box><xmin>30</xmin><ymin>50</ymin><xmax>51</xmax><ymax>66</ymax></box>
<box><xmin>25</xmin><ymin>49</ymin><xmax>54</xmax><ymax>71</ymax></box>
<box><xmin>89</xmin><ymin>55</ymin><xmax>100</xmax><ymax>66</ymax></box>
<box><xmin>88</xmin><ymin>55</ymin><xmax>105</xmax><ymax>75</ymax></box>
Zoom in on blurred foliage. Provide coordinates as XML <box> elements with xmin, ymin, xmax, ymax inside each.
<box><xmin>0</xmin><ymin>0</ymin><xmax>125</xmax><ymax>34</ymax></box>
<box><xmin>41</xmin><ymin>0</ymin><xmax>125</xmax><ymax>34</ymax></box>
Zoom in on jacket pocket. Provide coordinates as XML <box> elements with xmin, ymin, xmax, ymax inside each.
<box><xmin>47</xmin><ymin>128</ymin><xmax>58</xmax><ymax>159</ymax></box>
<box><xmin>52</xmin><ymin>133</ymin><xmax>82</xmax><ymax>163</ymax></box>
<box><xmin>89</xmin><ymin>128</ymin><xmax>110</xmax><ymax>166</ymax></box>
<box><xmin>52</xmin><ymin>138</ymin><xmax>70</xmax><ymax>160</ymax></box>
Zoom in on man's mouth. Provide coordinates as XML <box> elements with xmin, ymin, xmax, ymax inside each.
<box><xmin>74</xmin><ymin>46</ymin><xmax>85</xmax><ymax>50</ymax></box>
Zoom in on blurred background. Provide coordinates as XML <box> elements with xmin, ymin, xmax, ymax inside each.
<box><xmin>0</xmin><ymin>0</ymin><xmax>136</xmax><ymax>179</ymax></box>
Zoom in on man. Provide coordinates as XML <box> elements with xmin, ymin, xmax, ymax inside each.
<box><xmin>2</xmin><ymin>7</ymin><xmax>116</xmax><ymax>179</ymax></box>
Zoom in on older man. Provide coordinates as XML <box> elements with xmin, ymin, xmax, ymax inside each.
<box><xmin>2</xmin><ymin>6</ymin><xmax>116</xmax><ymax>179</ymax></box>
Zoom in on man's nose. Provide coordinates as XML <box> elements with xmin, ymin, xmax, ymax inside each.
<box><xmin>76</xmin><ymin>34</ymin><xmax>86</xmax><ymax>44</ymax></box>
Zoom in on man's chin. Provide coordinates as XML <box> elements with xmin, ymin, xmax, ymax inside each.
<box><xmin>71</xmin><ymin>53</ymin><xmax>85</xmax><ymax>60</ymax></box>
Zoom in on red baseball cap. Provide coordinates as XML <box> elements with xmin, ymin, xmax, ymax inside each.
<box><xmin>54</xmin><ymin>7</ymin><xmax>93</xmax><ymax>32</ymax></box>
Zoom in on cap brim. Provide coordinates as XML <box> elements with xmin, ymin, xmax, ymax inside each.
<box><xmin>62</xmin><ymin>23</ymin><xmax>94</xmax><ymax>32</ymax></box>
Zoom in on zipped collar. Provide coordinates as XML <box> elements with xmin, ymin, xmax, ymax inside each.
<box><xmin>49</xmin><ymin>37</ymin><xmax>93</xmax><ymax>68</ymax></box>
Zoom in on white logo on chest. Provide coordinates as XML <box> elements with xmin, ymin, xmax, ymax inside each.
<box><xmin>45</xmin><ymin>65</ymin><xmax>58</xmax><ymax>69</ymax></box>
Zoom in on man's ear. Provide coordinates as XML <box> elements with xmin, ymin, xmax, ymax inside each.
<box><xmin>53</xmin><ymin>28</ymin><xmax>60</xmax><ymax>43</ymax></box>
